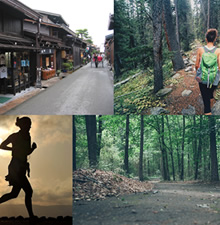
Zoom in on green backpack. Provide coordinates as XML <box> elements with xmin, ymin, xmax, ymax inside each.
<box><xmin>201</xmin><ymin>46</ymin><xmax>218</xmax><ymax>88</ymax></box>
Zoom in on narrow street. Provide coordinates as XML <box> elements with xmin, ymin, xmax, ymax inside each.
<box><xmin>5</xmin><ymin>61</ymin><xmax>114</xmax><ymax>115</ymax></box>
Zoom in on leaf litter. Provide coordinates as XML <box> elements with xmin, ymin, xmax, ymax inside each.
<box><xmin>73</xmin><ymin>169</ymin><xmax>153</xmax><ymax>202</ymax></box>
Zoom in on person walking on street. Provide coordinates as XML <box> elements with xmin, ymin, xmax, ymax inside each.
<box><xmin>195</xmin><ymin>29</ymin><xmax>220</xmax><ymax>115</ymax></box>
<box><xmin>101</xmin><ymin>53</ymin><xmax>105</xmax><ymax>67</ymax></box>
<box><xmin>93</xmin><ymin>53</ymin><xmax>98</xmax><ymax>68</ymax></box>
<box><xmin>98</xmin><ymin>53</ymin><xmax>103</xmax><ymax>67</ymax></box>
<box><xmin>0</xmin><ymin>117</ymin><xmax>37</xmax><ymax>222</ymax></box>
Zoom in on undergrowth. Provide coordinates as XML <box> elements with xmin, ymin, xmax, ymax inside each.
<box><xmin>114</xmin><ymin>71</ymin><xmax>166</xmax><ymax>114</ymax></box>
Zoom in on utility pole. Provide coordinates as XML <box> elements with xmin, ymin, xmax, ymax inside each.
<box><xmin>36</xmin><ymin>18</ymin><xmax>42</xmax><ymax>88</ymax></box>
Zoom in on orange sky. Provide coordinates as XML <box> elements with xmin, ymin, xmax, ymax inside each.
<box><xmin>0</xmin><ymin>115</ymin><xmax>72</xmax><ymax>217</ymax></box>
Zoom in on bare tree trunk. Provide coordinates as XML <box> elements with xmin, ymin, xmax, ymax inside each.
<box><xmin>124</xmin><ymin>115</ymin><xmax>130</xmax><ymax>175</ymax></box>
<box><xmin>165</xmin><ymin>115</ymin><xmax>175</xmax><ymax>181</ymax></box>
<box><xmin>174</xmin><ymin>0</ymin><xmax>180</xmax><ymax>45</ymax></box>
<box><xmin>153</xmin><ymin>0</ymin><xmax>163</xmax><ymax>93</ymax></box>
<box><xmin>162</xmin><ymin>0</ymin><xmax>185</xmax><ymax>71</ymax></box>
<box><xmin>97</xmin><ymin>115</ymin><xmax>103</xmax><ymax>162</ymax></box>
<box><xmin>180</xmin><ymin>115</ymin><xmax>185</xmax><ymax>181</ymax></box>
<box><xmin>195</xmin><ymin>116</ymin><xmax>202</xmax><ymax>180</ymax></box>
<box><xmin>207</xmin><ymin>0</ymin><xmax>210</xmax><ymax>29</ymax></box>
<box><xmin>73</xmin><ymin>116</ymin><xmax>76</xmax><ymax>171</ymax></box>
<box><xmin>139</xmin><ymin>115</ymin><xmax>144</xmax><ymax>181</ymax></box>
<box><xmin>85</xmin><ymin>115</ymin><xmax>97</xmax><ymax>168</ymax></box>
<box><xmin>162</xmin><ymin>116</ymin><xmax>170</xmax><ymax>181</ymax></box>
<box><xmin>209</xmin><ymin>116</ymin><xmax>219</xmax><ymax>181</ymax></box>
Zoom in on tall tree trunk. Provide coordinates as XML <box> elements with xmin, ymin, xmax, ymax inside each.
<box><xmin>176</xmin><ymin>116</ymin><xmax>181</xmax><ymax>179</ymax></box>
<box><xmin>180</xmin><ymin>115</ymin><xmax>185</xmax><ymax>181</ymax></box>
<box><xmin>161</xmin><ymin>116</ymin><xmax>170</xmax><ymax>181</ymax></box>
<box><xmin>174</xmin><ymin>0</ymin><xmax>180</xmax><ymax>45</ymax></box>
<box><xmin>195</xmin><ymin>116</ymin><xmax>202</xmax><ymax>180</ymax></box>
<box><xmin>97</xmin><ymin>115</ymin><xmax>103</xmax><ymax>162</ymax></box>
<box><xmin>207</xmin><ymin>0</ymin><xmax>210</xmax><ymax>29</ymax></box>
<box><xmin>124</xmin><ymin>115</ymin><xmax>130</xmax><ymax>175</ymax></box>
<box><xmin>188</xmin><ymin>153</ymin><xmax>190</xmax><ymax>178</ymax></box>
<box><xmin>193</xmin><ymin>116</ymin><xmax>197</xmax><ymax>173</ymax></box>
<box><xmin>139</xmin><ymin>115</ymin><xmax>144</xmax><ymax>181</ymax></box>
<box><xmin>73</xmin><ymin>116</ymin><xmax>76</xmax><ymax>171</ymax></box>
<box><xmin>152</xmin><ymin>0</ymin><xmax>163</xmax><ymax>93</ymax></box>
<box><xmin>85</xmin><ymin>115</ymin><xmax>97</xmax><ymax>168</ymax></box>
<box><xmin>209</xmin><ymin>116</ymin><xmax>219</xmax><ymax>181</ymax></box>
<box><xmin>162</xmin><ymin>0</ymin><xmax>185</xmax><ymax>71</ymax></box>
<box><xmin>165</xmin><ymin>115</ymin><xmax>175</xmax><ymax>181</ymax></box>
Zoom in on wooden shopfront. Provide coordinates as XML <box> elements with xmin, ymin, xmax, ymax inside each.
<box><xmin>40</xmin><ymin>48</ymin><xmax>56</xmax><ymax>80</ymax></box>
<box><xmin>0</xmin><ymin>0</ymin><xmax>41</xmax><ymax>94</ymax></box>
<box><xmin>0</xmin><ymin>44</ymin><xmax>38</xmax><ymax>95</ymax></box>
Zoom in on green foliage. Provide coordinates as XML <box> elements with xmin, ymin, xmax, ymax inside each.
<box><xmin>114</xmin><ymin>72</ymin><xmax>166</xmax><ymax>114</ymax></box>
<box><xmin>176</xmin><ymin>0</ymin><xmax>195</xmax><ymax>51</ymax></box>
<box><xmin>62</xmin><ymin>62</ymin><xmax>73</xmax><ymax>71</ymax></box>
<box><xmin>75</xmin><ymin>28</ymin><xmax>93</xmax><ymax>44</ymax></box>
<box><xmin>75</xmin><ymin>115</ymin><xmax>220</xmax><ymax>182</ymax></box>
<box><xmin>115</xmin><ymin>0</ymin><xmax>154</xmax><ymax>79</ymax></box>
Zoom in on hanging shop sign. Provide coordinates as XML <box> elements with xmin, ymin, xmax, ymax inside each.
<box><xmin>0</xmin><ymin>54</ymin><xmax>6</xmax><ymax>65</ymax></box>
<box><xmin>40</xmin><ymin>49</ymin><xmax>54</xmax><ymax>55</ymax></box>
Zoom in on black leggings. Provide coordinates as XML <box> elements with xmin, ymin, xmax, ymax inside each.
<box><xmin>0</xmin><ymin>176</ymin><xmax>34</xmax><ymax>217</ymax></box>
<box><xmin>199</xmin><ymin>83</ymin><xmax>217</xmax><ymax>113</ymax></box>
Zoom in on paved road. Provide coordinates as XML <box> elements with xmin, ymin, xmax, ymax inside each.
<box><xmin>6</xmin><ymin>61</ymin><xmax>114</xmax><ymax>115</ymax></box>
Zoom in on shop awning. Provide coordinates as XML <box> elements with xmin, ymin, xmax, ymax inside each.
<box><xmin>57</xmin><ymin>43</ymin><xmax>71</xmax><ymax>49</ymax></box>
<box><xmin>0</xmin><ymin>43</ymin><xmax>39</xmax><ymax>50</ymax></box>
<box><xmin>0</xmin><ymin>33</ymin><xmax>33</xmax><ymax>44</ymax></box>
<box><xmin>0</xmin><ymin>33</ymin><xmax>38</xmax><ymax>50</ymax></box>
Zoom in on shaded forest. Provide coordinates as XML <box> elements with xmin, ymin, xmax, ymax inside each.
<box><xmin>73</xmin><ymin>115</ymin><xmax>220</xmax><ymax>182</ymax></box>
<box><xmin>114</xmin><ymin>0</ymin><xmax>220</xmax><ymax>115</ymax></box>
<box><xmin>115</xmin><ymin>0</ymin><xmax>220</xmax><ymax>82</ymax></box>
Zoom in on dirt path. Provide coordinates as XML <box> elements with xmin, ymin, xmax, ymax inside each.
<box><xmin>162</xmin><ymin>42</ymin><xmax>220</xmax><ymax>115</ymax></box>
<box><xmin>73</xmin><ymin>181</ymin><xmax>220</xmax><ymax>225</ymax></box>
<box><xmin>163</xmin><ymin>43</ymin><xmax>204</xmax><ymax>115</ymax></box>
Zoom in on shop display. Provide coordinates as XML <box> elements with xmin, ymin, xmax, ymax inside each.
<box><xmin>0</xmin><ymin>66</ymin><xmax>7</xmax><ymax>79</ymax></box>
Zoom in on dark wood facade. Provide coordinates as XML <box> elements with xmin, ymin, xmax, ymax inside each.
<box><xmin>105</xmin><ymin>14</ymin><xmax>114</xmax><ymax>69</ymax></box>
<box><xmin>0</xmin><ymin>0</ymin><xmax>87</xmax><ymax>95</ymax></box>
<box><xmin>0</xmin><ymin>0</ymin><xmax>41</xmax><ymax>95</ymax></box>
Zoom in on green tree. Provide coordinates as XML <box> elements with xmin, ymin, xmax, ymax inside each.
<box><xmin>75</xmin><ymin>29</ymin><xmax>93</xmax><ymax>44</ymax></box>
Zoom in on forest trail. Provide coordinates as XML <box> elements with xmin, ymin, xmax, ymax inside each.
<box><xmin>163</xmin><ymin>42</ymin><xmax>220</xmax><ymax>115</ymax></box>
<box><xmin>73</xmin><ymin>181</ymin><xmax>220</xmax><ymax>225</ymax></box>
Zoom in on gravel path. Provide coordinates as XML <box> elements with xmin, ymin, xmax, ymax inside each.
<box><xmin>73</xmin><ymin>181</ymin><xmax>220</xmax><ymax>225</ymax></box>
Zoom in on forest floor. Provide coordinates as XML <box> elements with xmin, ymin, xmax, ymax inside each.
<box><xmin>162</xmin><ymin>41</ymin><xmax>220</xmax><ymax>115</ymax></box>
<box><xmin>114</xmin><ymin>41</ymin><xmax>220</xmax><ymax>115</ymax></box>
<box><xmin>162</xmin><ymin>42</ymin><xmax>204</xmax><ymax>115</ymax></box>
<box><xmin>73</xmin><ymin>181</ymin><xmax>220</xmax><ymax>225</ymax></box>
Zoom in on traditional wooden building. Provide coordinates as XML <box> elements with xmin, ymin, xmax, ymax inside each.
<box><xmin>0</xmin><ymin>0</ymin><xmax>87</xmax><ymax>94</ymax></box>
<box><xmin>0</xmin><ymin>0</ymin><xmax>41</xmax><ymax>94</ymax></box>
<box><xmin>24</xmin><ymin>10</ymin><xmax>87</xmax><ymax>76</ymax></box>
<box><xmin>105</xmin><ymin>14</ymin><xmax>114</xmax><ymax>69</ymax></box>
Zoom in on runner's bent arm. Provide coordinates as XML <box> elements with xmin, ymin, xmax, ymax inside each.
<box><xmin>27</xmin><ymin>142</ymin><xmax>37</xmax><ymax>155</ymax></box>
<box><xmin>0</xmin><ymin>135</ymin><xmax>13</xmax><ymax>151</ymax></box>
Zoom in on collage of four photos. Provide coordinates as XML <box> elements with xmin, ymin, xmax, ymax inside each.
<box><xmin>0</xmin><ymin>0</ymin><xmax>220</xmax><ymax>225</ymax></box>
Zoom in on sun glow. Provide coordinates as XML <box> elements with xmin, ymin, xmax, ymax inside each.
<box><xmin>0</xmin><ymin>135</ymin><xmax>11</xmax><ymax>158</ymax></box>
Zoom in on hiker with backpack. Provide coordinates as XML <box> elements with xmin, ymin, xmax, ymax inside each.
<box><xmin>195</xmin><ymin>29</ymin><xmax>220</xmax><ymax>115</ymax></box>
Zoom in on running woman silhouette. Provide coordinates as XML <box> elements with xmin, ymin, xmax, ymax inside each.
<box><xmin>0</xmin><ymin>117</ymin><xmax>37</xmax><ymax>220</ymax></box>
